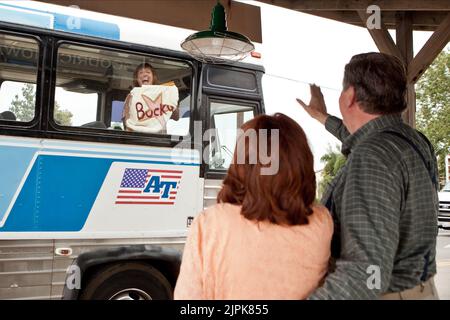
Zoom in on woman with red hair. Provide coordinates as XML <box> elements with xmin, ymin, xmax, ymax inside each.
<box><xmin>174</xmin><ymin>113</ymin><xmax>333</xmax><ymax>299</ymax></box>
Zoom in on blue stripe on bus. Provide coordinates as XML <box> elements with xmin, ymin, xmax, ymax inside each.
<box><xmin>0</xmin><ymin>145</ymin><xmax>39</xmax><ymax>223</ymax></box>
<box><xmin>0</xmin><ymin>154</ymin><xmax>199</xmax><ymax>232</ymax></box>
<box><xmin>0</xmin><ymin>3</ymin><xmax>120</xmax><ymax>40</ymax></box>
<box><xmin>52</xmin><ymin>13</ymin><xmax>120</xmax><ymax>40</ymax></box>
<box><xmin>0</xmin><ymin>139</ymin><xmax>201</xmax><ymax>162</ymax></box>
<box><xmin>0</xmin><ymin>5</ymin><xmax>53</xmax><ymax>29</ymax></box>
<box><xmin>0</xmin><ymin>155</ymin><xmax>108</xmax><ymax>232</ymax></box>
<box><xmin>40</xmin><ymin>149</ymin><xmax>200</xmax><ymax>163</ymax></box>
<box><xmin>42</xmin><ymin>142</ymin><xmax>201</xmax><ymax>158</ymax></box>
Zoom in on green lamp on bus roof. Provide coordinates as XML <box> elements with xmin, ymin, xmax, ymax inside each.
<box><xmin>180</xmin><ymin>1</ymin><xmax>255</xmax><ymax>64</ymax></box>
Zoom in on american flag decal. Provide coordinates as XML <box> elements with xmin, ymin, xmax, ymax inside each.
<box><xmin>115</xmin><ymin>168</ymin><xmax>182</xmax><ymax>205</ymax></box>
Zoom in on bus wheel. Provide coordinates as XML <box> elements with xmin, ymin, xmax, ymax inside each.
<box><xmin>79</xmin><ymin>262</ymin><xmax>172</xmax><ymax>300</ymax></box>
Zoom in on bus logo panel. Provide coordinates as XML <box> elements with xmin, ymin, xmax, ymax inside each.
<box><xmin>116</xmin><ymin>168</ymin><xmax>182</xmax><ymax>205</ymax></box>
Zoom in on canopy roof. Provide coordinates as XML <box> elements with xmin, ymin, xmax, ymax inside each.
<box><xmin>259</xmin><ymin>0</ymin><xmax>450</xmax><ymax>31</ymax></box>
<box><xmin>42</xmin><ymin>0</ymin><xmax>263</xmax><ymax>43</ymax></box>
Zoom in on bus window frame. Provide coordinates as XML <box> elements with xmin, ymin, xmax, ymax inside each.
<box><xmin>0</xmin><ymin>30</ymin><xmax>43</xmax><ymax>130</ymax></box>
<box><xmin>203</xmin><ymin>95</ymin><xmax>262</xmax><ymax>179</ymax></box>
<box><xmin>0</xmin><ymin>23</ymin><xmax>266</xmax><ymax>165</ymax></box>
<box><xmin>48</xmin><ymin>39</ymin><xmax>196</xmax><ymax>147</ymax></box>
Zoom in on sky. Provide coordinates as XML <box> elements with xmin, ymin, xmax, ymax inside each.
<box><xmin>0</xmin><ymin>0</ymin><xmax>438</xmax><ymax>172</ymax></box>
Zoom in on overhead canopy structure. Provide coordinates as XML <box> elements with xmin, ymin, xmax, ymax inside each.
<box><xmin>259</xmin><ymin>0</ymin><xmax>450</xmax><ymax>126</ymax></box>
<box><xmin>260</xmin><ymin>0</ymin><xmax>449</xmax><ymax>31</ymax></box>
<box><xmin>42</xmin><ymin>0</ymin><xmax>450</xmax><ymax>126</ymax></box>
<box><xmin>261</xmin><ymin>0</ymin><xmax>450</xmax><ymax>126</ymax></box>
<box><xmin>42</xmin><ymin>0</ymin><xmax>263</xmax><ymax>43</ymax></box>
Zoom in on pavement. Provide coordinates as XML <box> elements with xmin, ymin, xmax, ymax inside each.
<box><xmin>435</xmin><ymin>228</ymin><xmax>450</xmax><ymax>300</ymax></box>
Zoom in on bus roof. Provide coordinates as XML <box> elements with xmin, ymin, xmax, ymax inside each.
<box><xmin>0</xmin><ymin>1</ymin><xmax>264</xmax><ymax>66</ymax></box>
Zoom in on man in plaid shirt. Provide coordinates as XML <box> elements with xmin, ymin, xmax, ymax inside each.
<box><xmin>297</xmin><ymin>52</ymin><xmax>440</xmax><ymax>299</ymax></box>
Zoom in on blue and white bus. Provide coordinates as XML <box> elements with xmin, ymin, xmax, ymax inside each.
<box><xmin>0</xmin><ymin>1</ymin><xmax>265</xmax><ymax>299</ymax></box>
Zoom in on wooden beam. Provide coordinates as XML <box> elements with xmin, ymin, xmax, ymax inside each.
<box><xmin>412</xmin><ymin>11</ymin><xmax>450</xmax><ymax>29</ymax></box>
<box><xmin>408</xmin><ymin>12</ymin><xmax>450</xmax><ymax>83</ymax></box>
<box><xmin>43</xmin><ymin>0</ymin><xmax>263</xmax><ymax>42</ymax></box>
<box><xmin>261</xmin><ymin>0</ymin><xmax>296</xmax><ymax>10</ymax></box>
<box><xmin>357</xmin><ymin>10</ymin><xmax>404</xmax><ymax>62</ymax></box>
<box><xmin>396</xmin><ymin>12</ymin><xmax>415</xmax><ymax>127</ymax></box>
<box><xmin>396</xmin><ymin>12</ymin><xmax>414</xmax><ymax>63</ymax></box>
<box><xmin>300</xmin><ymin>10</ymin><xmax>449</xmax><ymax>31</ymax></box>
<box><xmin>284</xmin><ymin>0</ymin><xmax>450</xmax><ymax>11</ymax></box>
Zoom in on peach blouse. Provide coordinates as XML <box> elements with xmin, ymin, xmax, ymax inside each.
<box><xmin>174</xmin><ymin>202</ymin><xmax>333</xmax><ymax>300</ymax></box>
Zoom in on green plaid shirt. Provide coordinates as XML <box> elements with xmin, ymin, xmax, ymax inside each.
<box><xmin>309</xmin><ymin>114</ymin><xmax>439</xmax><ymax>300</ymax></box>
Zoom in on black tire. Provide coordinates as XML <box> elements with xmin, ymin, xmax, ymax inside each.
<box><xmin>79</xmin><ymin>262</ymin><xmax>172</xmax><ymax>300</ymax></box>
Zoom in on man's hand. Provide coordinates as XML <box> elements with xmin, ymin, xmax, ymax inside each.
<box><xmin>296</xmin><ymin>84</ymin><xmax>329</xmax><ymax>125</ymax></box>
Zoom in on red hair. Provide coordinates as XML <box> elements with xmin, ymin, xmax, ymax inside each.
<box><xmin>217</xmin><ymin>113</ymin><xmax>316</xmax><ymax>226</ymax></box>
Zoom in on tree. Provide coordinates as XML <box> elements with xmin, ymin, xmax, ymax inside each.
<box><xmin>54</xmin><ymin>101</ymin><xmax>73</xmax><ymax>126</ymax></box>
<box><xmin>318</xmin><ymin>144</ymin><xmax>346</xmax><ymax>198</ymax></box>
<box><xmin>9</xmin><ymin>83</ymin><xmax>73</xmax><ymax>125</ymax></box>
<box><xmin>9</xmin><ymin>83</ymin><xmax>35</xmax><ymax>122</ymax></box>
<box><xmin>416</xmin><ymin>49</ymin><xmax>450</xmax><ymax>186</ymax></box>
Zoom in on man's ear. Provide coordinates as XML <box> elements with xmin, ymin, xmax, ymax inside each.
<box><xmin>342</xmin><ymin>86</ymin><xmax>357</xmax><ymax>109</ymax></box>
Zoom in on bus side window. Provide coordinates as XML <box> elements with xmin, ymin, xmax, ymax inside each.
<box><xmin>54</xmin><ymin>43</ymin><xmax>192</xmax><ymax>137</ymax></box>
<box><xmin>54</xmin><ymin>87</ymin><xmax>99</xmax><ymax>127</ymax></box>
<box><xmin>0</xmin><ymin>34</ymin><xmax>39</xmax><ymax>123</ymax></box>
<box><xmin>208</xmin><ymin>101</ymin><xmax>255</xmax><ymax>170</ymax></box>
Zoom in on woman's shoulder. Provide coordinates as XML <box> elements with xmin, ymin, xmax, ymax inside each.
<box><xmin>311</xmin><ymin>204</ymin><xmax>329</xmax><ymax>216</ymax></box>
<box><xmin>195</xmin><ymin>202</ymin><xmax>240</xmax><ymax>222</ymax></box>
<box><xmin>201</xmin><ymin>202</ymin><xmax>241</xmax><ymax>220</ymax></box>
<box><xmin>189</xmin><ymin>203</ymin><xmax>242</xmax><ymax>239</ymax></box>
<box><xmin>308</xmin><ymin>204</ymin><xmax>333</xmax><ymax>230</ymax></box>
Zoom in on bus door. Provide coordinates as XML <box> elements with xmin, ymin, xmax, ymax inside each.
<box><xmin>200</xmin><ymin>65</ymin><xmax>265</xmax><ymax>209</ymax></box>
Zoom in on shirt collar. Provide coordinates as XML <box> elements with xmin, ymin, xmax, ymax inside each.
<box><xmin>341</xmin><ymin>114</ymin><xmax>404</xmax><ymax>156</ymax></box>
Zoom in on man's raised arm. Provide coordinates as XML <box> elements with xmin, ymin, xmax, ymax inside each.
<box><xmin>297</xmin><ymin>84</ymin><xmax>350</xmax><ymax>142</ymax></box>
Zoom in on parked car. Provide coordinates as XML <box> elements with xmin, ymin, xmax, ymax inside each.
<box><xmin>438</xmin><ymin>181</ymin><xmax>450</xmax><ymax>230</ymax></box>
